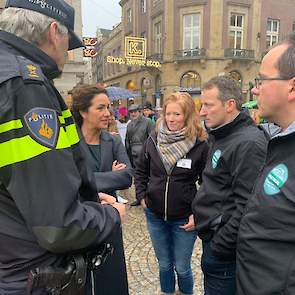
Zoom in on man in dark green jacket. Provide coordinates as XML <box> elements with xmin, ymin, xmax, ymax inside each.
<box><xmin>237</xmin><ymin>33</ymin><xmax>295</xmax><ymax>295</ymax></box>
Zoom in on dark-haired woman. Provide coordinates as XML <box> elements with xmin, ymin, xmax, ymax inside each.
<box><xmin>71</xmin><ymin>84</ymin><xmax>131</xmax><ymax>295</ymax></box>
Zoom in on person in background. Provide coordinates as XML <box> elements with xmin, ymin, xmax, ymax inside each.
<box><xmin>236</xmin><ymin>33</ymin><xmax>295</xmax><ymax>295</ymax></box>
<box><xmin>134</xmin><ymin>92</ymin><xmax>208</xmax><ymax>295</ymax></box>
<box><xmin>108</xmin><ymin>109</ymin><xmax>119</xmax><ymax>134</ymax></box>
<box><xmin>117</xmin><ymin>106</ymin><xmax>130</xmax><ymax>145</ymax></box>
<box><xmin>71</xmin><ymin>84</ymin><xmax>132</xmax><ymax>295</ymax></box>
<box><xmin>0</xmin><ymin>1</ymin><xmax>125</xmax><ymax>294</ymax></box>
<box><xmin>125</xmin><ymin>104</ymin><xmax>155</xmax><ymax>206</ymax></box>
<box><xmin>143</xmin><ymin>101</ymin><xmax>157</xmax><ymax>122</ymax></box>
<box><xmin>107</xmin><ymin>108</ymin><xmax>129</xmax><ymax>204</ymax></box>
<box><xmin>192</xmin><ymin>76</ymin><xmax>267</xmax><ymax>295</ymax></box>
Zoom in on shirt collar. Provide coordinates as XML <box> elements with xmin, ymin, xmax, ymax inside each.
<box><xmin>0</xmin><ymin>30</ymin><xmax>61</xmax><ymax>80</ymax></box>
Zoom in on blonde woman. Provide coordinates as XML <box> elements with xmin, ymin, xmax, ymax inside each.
<box><xmin>134</xmin><ymin>92</ymin><xmax>208</xmax><ymax>295</ymax></box>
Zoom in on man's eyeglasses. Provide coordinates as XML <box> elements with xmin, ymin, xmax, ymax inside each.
<box><xmin>254</xmin><ymin>77</ymin><xmax>290</xmax><ymax>89</ymax></box>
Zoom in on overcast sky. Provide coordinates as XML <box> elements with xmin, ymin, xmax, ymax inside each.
<box><xmin>82</xmin><ymin>0</ymin><xmax>122</xmax><ymax>37</ymax></box>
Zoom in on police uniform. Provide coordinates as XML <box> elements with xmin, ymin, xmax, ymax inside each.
<box><xmin>0</xmin><ymin>30</ymin><xmax>120</xmax><ymax>294</ymax></box>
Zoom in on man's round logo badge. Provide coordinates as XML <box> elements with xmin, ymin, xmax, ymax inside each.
<box><xmin>264</xmin><ymin>164</ymin><xmax>288</xmax><ymax>195</ymax></box>
<box><xmin>212</xmin><ymin>150</ymin><xmax>221</xmax><ymax>169</ymax></box>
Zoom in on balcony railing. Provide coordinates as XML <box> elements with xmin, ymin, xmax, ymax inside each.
<box><xmin>175</xmin><ymin>48</ymin><xmax>206</xmax><ymax>60</ymax></box>
<box><xmin>224</xmin><ymin>48</ymin><xmax>255</xmax><ymax>60</ymax></box>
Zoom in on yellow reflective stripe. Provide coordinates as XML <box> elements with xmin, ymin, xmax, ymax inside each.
<box><xmin>0</xmin><ymin>120</ymin><xmax>23</xmax><ymax>134</ymax></box>
<box><xmin>0</xmin><ymin>135</ymin><xmax>50</xmax><ymax>168</ymax></box>
<box><xmin>65</xmin><ymin>123</ymin><xmax>80</xmax><ymax>146</ymax></box>
<box><xmin>62</xmin><ymin>109</ymin><xmax>72</xmax><ymax>119</ymax></box>
<box><xmin>56</xmin><ymin>127</ymin><xmax>71</xmax><ymax>149</ymax></box>
<box><xmin>0</xmin><ymin>126</ymin><xmax>75</xmax><ymax>168</ymax></box>
<box><xmin>58</xmin><ymin>116</ymin><xmax>65</xmax><ymax>124</ymax></box>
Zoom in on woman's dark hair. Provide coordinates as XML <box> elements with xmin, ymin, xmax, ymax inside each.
<box><xmin>71</xmin><ymin>84</ymin><xmax>108</xmax><ymax>127</ymax></box>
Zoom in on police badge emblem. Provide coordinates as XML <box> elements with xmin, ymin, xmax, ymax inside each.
<box><xmin>24</xmin><ymin>108</ymin><xmax>59</xmax><ymax>148</ymax></box>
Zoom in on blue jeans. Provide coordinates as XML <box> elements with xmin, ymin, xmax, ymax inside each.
<box><xmin>144</xmin><ymin>207</ymin><xmax>197</xmax><ymax>295</ymax></box>
<box><xmin>201</xmin><ymin>241</ymin><xmax>236</xmax><ymax>295</ymax></box>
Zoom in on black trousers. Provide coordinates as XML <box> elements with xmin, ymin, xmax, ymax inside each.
<box><xmin>86</xmin><ymin>226</ymin><xmax>129</xmax><ymax>295</ymax></box>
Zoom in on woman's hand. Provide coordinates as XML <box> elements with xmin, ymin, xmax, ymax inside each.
<box><xmin>112</xmin><ymin>160</ymin><xmax>126</xmax><ymax>171</ymax></box>
<box><xmin>98</xmin><ymin>193</ymin><xmax>126</xmax><ymax>222</ymax></box>
<box><xmin>98</xmin><ymin>192</ymin><xmax>116</xmax><ymax>205</ymax></box>
<box><xmin>179</xmin><ymin>214</ymin><xmax>196</xmax><ymax>231</ymax></box>
<box><xmin>111</xmin><ymin>202</ymin><xmax>126</xmax><ymax>222</ymax></box>
<box><xmin>140</xmin><ymin>199</ymin><xmax>147</xmax><ymax>209</ymax></box>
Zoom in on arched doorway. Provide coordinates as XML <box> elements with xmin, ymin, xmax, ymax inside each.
<box><xmin>229</xmin><ymin>70</ymin><xmax>242</xmax><ymax>86</ymax></box>
<box><xmin>140</xmin><ymin>78</ymin><xmax>147</xmax><ymax>105</ymax></box>
<box><xmin>180</xmin><ymin>71</ymin><xmax>201</xmax><ymax>89</ymax></box>
<box><xmin>155</xmin><ymin>75</ymin><xmax>162</xmax><ymax>106</ymax></box>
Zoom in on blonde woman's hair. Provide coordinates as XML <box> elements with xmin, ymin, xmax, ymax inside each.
<box><xmin>108</xmin><ymin>109</ymin><xmax>119</xmax><ymax>133</ymax></box>
<box><xmin>157</xmin><ymin>92</ymin><xmax>207</xmax><ymax>140</ymax></box>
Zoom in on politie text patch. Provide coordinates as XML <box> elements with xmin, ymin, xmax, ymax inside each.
<box><xmin>24</xmin><ymin>108</ymin><xmax>59</xmax><ymax>148</ymax></box>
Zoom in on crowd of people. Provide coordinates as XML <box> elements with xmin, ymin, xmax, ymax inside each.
<box><xmin>1</xmin><ymin>1</ymin><xmax>295</xmax><ymax>295</ymax></box>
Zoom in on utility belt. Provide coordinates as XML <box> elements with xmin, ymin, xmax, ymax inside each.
<box><xmin>27</xmin><ymin>243</ymin><xmax>114</xmax><ymax>295</ymax></box>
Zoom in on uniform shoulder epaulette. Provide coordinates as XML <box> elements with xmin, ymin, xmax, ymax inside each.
<box><xmin>0</xmin><ymin>51</ymin><xmax>45</xmax><ymax>84</ymax></box>
<box><xmin>0</xmin><ymin>50</ymin><xmax>21</xmax><ymax>84</ymax></box>
<box><xmin>16</xmin><ymin>56</ymin><xmax>45</xmax><ymax>83</ymax></box>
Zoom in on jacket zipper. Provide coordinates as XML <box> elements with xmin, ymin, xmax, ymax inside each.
<box><xmin>164</xmin><ymin>175</ymin><xmax>170</xmax><ymax>221</ymax></box>
<box><xmin>150</xmin><ymin>135</ymin><xmax>173</xmax><ymax>221</ymax></box>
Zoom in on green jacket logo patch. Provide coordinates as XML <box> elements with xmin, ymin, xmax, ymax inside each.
<box><xmin>264</xmin><ymin>164</ymin><xmax>288</xmax><ymax>195</ymax></box>
<box><xmin>212</xmin><ymin>149</ymin><xmax>221</xmax><ymax>169</ymax></box>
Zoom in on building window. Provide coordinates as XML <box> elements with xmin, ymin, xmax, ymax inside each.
<box><xmin>180</xmin><ymin>71</ymin><xmax>201</xmax><ymax>89</ymax></box>
<box><xmin>229</xmin><ymin>13</ymin><xmax>244</xmax><ymax>49</ymax></box>
<box><xmin>140</xmin><ymin>0</ymin><xmax>146</xmax><ymax>14</ymax></box>
<box><xmin>266</xmin><ymin>19</ymin><xmax>279</xmax><ymax>48</ymax></box>
<box><xmin>183</xmin><ymin>13</ymin><xmax>200</xmax><ymax>50</ymax></box>
<box><xmin>154</xmin><ymin>21</ymin><xmax>162</xmax><ymax>54</ymax></box>
<box><xmin>127</xmin><ymin>8</ymin><xmax>132</xmax><ymax>23</ymax></box>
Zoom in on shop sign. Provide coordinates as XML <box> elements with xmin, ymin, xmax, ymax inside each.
<box><xmin>83</xmin><ymin>37</ymin><xmax>98</xmax><ymax>58</ymax></box>
<box><xmin>106</xmin><ymin>37</ymin><xmax>161</xmax><ymax>68</ymax></box>
<box><xmin>175</xmin><ymin>87</ymin><xmax>201</xmax><ymax>93</ymax></box>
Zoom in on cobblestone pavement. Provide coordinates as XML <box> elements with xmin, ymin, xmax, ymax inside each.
<box><xmin>120</xmin><ymin>188</ymin><xmax>203</xmax><ymax>295</ymax></box>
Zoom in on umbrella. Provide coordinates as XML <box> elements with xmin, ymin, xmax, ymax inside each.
<box><xmin>106</xmin><ymin>86</ymin><xmax>135</xmax><ymax>101</ymax></box>
<box><xmin>242</xmin><ymin>100</ymin><xmax>257</xmax><ymax>109</ymax></box>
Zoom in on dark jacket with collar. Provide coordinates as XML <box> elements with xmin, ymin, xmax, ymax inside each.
<box><xmin>0</xmin><ymin>31</ymin><xmax>120</xmax><ymax>293</ymax></box>
<box><xmin>237</xmin><ymin>125</ymin><xmax>295</xmax><ymax>295</ymax></box>
<box><xmin>134</xmin><ymin>130</ymin><xmax>208</xmax><ymax>220</ymax></box>
<box><xmin>85</xmin><ymin>130</ymin><xmax>133</xmax><ymax>195</ymax></box>
<box><xmin>192</xmin><ymin>111</ymin><xmax>268</xmax><ymax>259</ymax></box>
<box><xmin>125</xmin><ymin>115</ymin><xmax>154</xmax><ymax>166</ymax></box>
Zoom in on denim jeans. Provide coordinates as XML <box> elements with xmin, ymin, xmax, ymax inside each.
<box><xmin>144</xmin><ymin>207</ymin><xmax>198</xmax><ymax>295</ymax></box>
<box><xmin>201</xmin><ymin>241</ymin><xmax>236</xmax><ymax>295</ymax></box>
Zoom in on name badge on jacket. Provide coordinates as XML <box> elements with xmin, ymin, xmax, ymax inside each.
<box><xmin>176</xmin><ymin>158</ymin><xmax>192</xmax><ymax>169</ymax></box>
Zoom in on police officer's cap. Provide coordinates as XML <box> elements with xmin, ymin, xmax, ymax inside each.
<box><xmin>5</xmin><ymin>0</ymin><xmax>84</xmax><ymax>50</ymax></box>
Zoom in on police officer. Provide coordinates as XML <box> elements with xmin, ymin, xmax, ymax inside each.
<box><xmin>0</xmin><ymin>1</ymin><xmax>125</xmax><ymax>294</ymax></box>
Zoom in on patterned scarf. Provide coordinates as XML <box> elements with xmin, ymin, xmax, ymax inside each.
<box><xmin>157</xmin><ymin>121</ymin><xmax>196</xmax><ymax>174</ymax></box>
